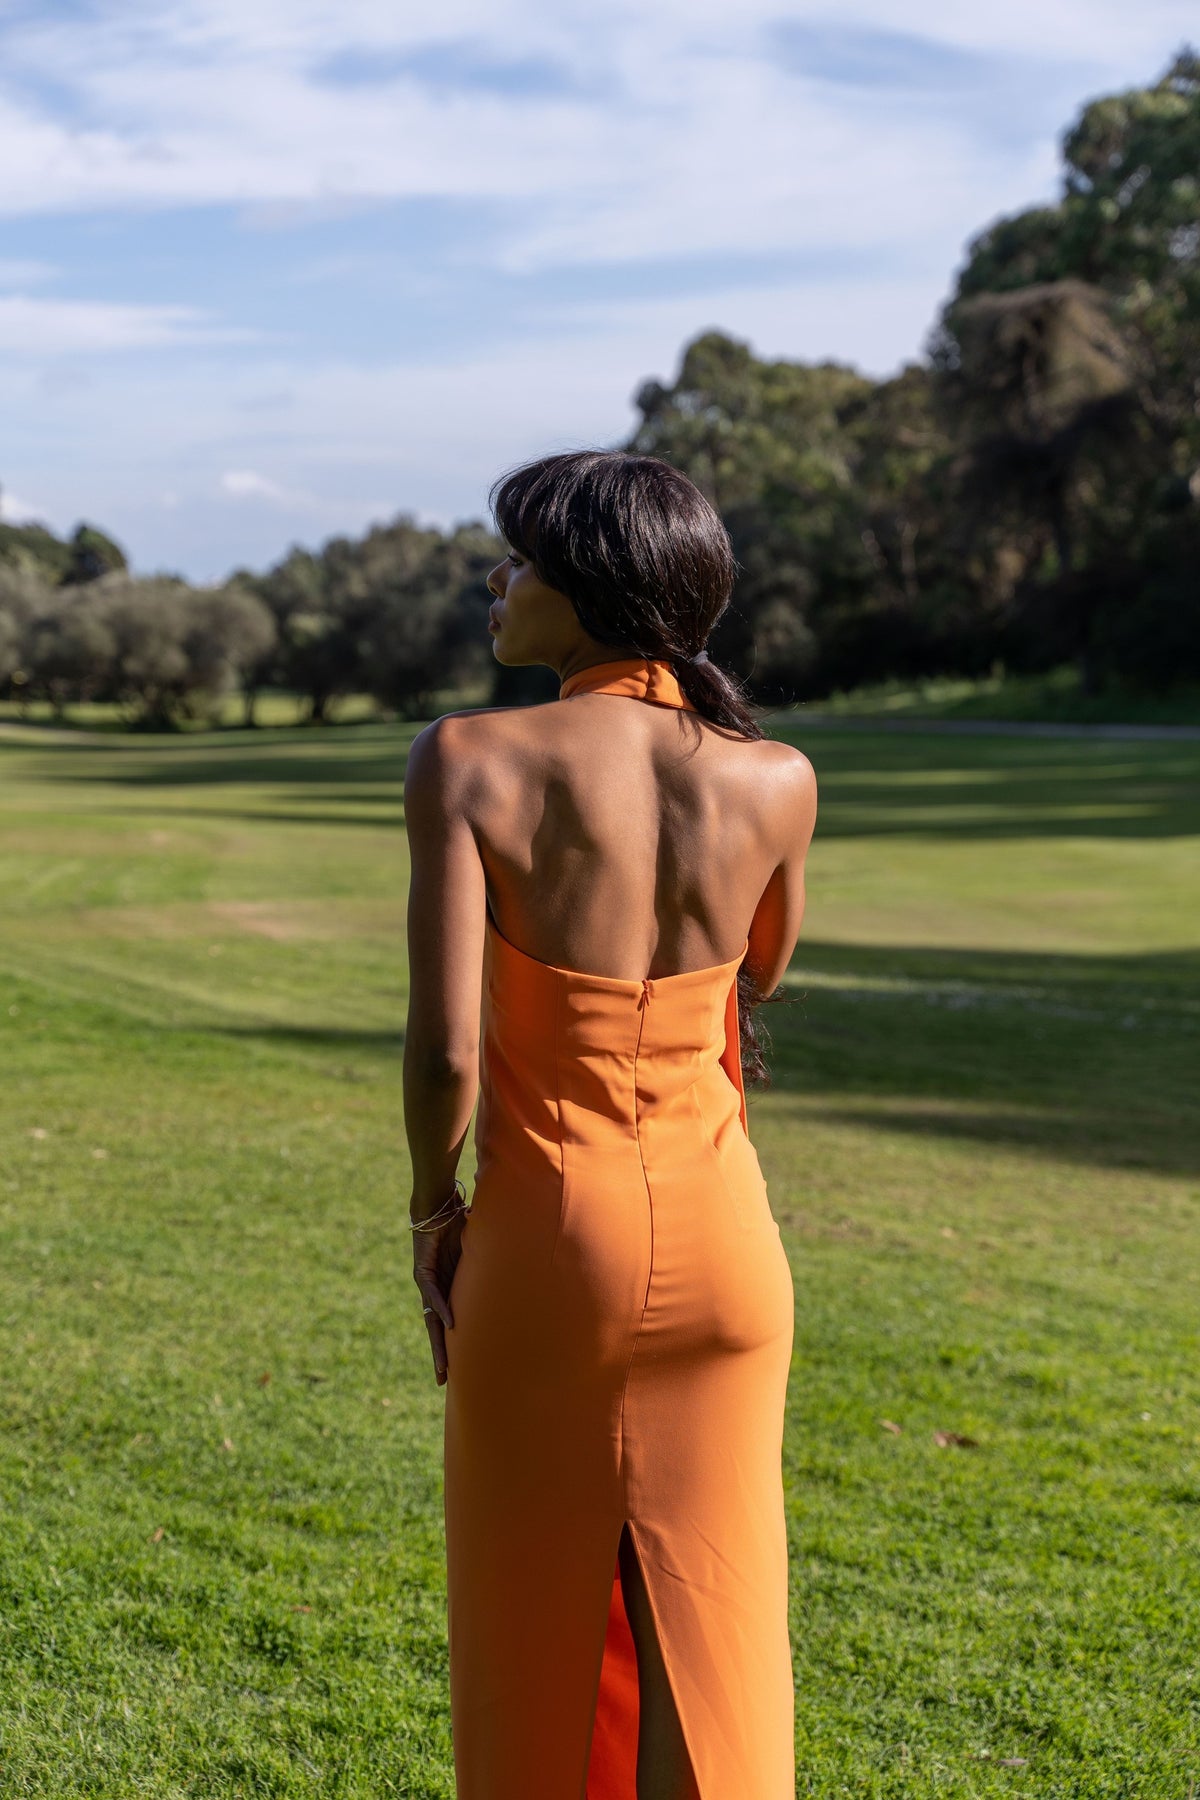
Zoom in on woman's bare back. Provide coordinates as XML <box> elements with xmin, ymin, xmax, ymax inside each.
<box><xmin>454</xmin><ymin>690</ymin><xmax>813</xmax><ymax>985</ymax></box>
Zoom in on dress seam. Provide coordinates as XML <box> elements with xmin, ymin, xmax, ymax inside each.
<box><xmin>615</xmin><ymin>982</ymin><xmax>653</xmax><ymax>1490</ymax></box>
<box><xmin>549</xmin><ymin>974</ymin><xmax>566</xmax><ymax>1266</ymax></box>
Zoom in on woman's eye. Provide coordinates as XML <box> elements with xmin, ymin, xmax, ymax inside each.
<box><xmin>507</xmin><ymin>553</ymin><xmax>524</xmax><ymax>568</ymax></box>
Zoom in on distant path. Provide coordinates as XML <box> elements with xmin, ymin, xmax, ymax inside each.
<box><xmin>780</xmin><ymin>716</ymin><xmax>1200</xmax><ymax>742</ymax></box>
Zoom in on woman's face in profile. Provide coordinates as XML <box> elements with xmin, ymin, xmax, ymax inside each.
<box><xmin>486</xmin><ymin>548</ymin><xmax>576</xmax><ymax>665</ymax></box>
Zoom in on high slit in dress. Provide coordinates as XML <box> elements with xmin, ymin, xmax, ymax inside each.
<box><xmin>442</xmin><ymin>657</ymin><xmax>796</xmax><ymax>1798</ymax></box>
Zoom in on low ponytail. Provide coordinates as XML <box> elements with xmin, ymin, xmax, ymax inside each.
<box><xmin>664</xmin><ymin>649</ymin><xmax>764</xmax><ymax>742</ymax></box>
<box><xmin>663</xmin><ymin>651</ymin><xmax>795</xmax><ymax>1094</ymax></box>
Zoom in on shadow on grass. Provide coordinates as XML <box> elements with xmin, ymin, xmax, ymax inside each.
<box><xmin>203</xmin><ymin>1024</ymin><xmax>403</xmax><ymax>1055</ymax></box>
<box><xmin>816</xmin><ymin>1100</ymin><xmax>1193</xmax><ymax>1177</ymax></box>
<box><xmin>786</xmin><ymin>939</ymin><xmax>1199</xmax><ymax>994</ymax></box>
<box><xmin>772</xmin><ymin>731</ymin><xmax>1200</xmax><ymax>841</ymax></box>
<box><xmin>36</xmin><ymin>737</ymin><xmax>407</xmax><ymax>790</ymax></box>
<box><xmin>42</xmin><ymin>729</ymin><xmax>1200</xmax><ymax>839</ymax></box>
<box><xmin>183</xmin><ymin>943</ymin><xmax>1200</xmax><ymax>1180</ymax></box>
<box><xmin>758</xmin><ymin>941</ymin><xmax>1200</xmax><ymax>1179</ymax></box>
<box><xmin>76</xmin><ymin>802</ymin><xmax>402</xmax><ymax>831</ymax></box>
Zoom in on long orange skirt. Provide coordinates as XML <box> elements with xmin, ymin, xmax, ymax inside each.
<box><xmin>443</xmin><ymin>915</ymin><xmax>795</xmax><ymax>1797</ymax></box>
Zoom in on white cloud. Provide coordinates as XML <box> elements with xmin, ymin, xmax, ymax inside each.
<box><xmin>220</xmin><ymin>468</ymin><xmax>319</xmax><ymax>508</ymax></box>
<box><xmin>0</xmin><ymin>259</ymin><xmax>57</xmax><ymax>288</ymax></box>
<box><xmin>0</xmin><ymin>1</ymin><xmax>1189</xmax><ymax>269</ymax></box>
<box><xmin>0</xmin><ymin>295</ymin><xmax>251</xmax><ymax>353</ymax></box>
<box><xmin>0</xmin><ymin>258</ymin><xmax>956</xmax><ymax>577</ymax></box>
<box><xmin>1</xmin><ymin>1</ymin><xmax>1192</xmax><ymax>578</ymax></box>
<box><xmin>0</xmin><ymin>486</ymin><xmax>47</xmax><ymax>524</ymax></box>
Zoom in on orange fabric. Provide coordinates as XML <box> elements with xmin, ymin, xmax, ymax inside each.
<box><xmin>584</xmin><ymin>1568</ymin><xmax>640</xmax><ymax>1796</ymax></box>
<box><xmin>442</xmin><ymin>658</ymin><xmax>795</xmax><ymax>1797</ymax></box>
<box><xmin>558</xmin><ymin>656</ymin><xmax>700</xmax><ymax>708</ymax></box>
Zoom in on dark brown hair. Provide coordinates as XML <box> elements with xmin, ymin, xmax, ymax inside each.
<box><xmin>489</xmin><ymin>448</ymin><xmax>790</xmax><ymax>1091</ymax></box>
<box><xmin>489</xmin><ymin>449</ymin><xmax>765</xmax><ymax>738</ymax></box>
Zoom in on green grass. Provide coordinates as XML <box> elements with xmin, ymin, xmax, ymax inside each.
<box><xmin>0</xmin><ymin>719</ymin><xmax>1198</xmax><ymax>1796</ymax></box>
<box><xmin>799</xmin><ymin>665</ymin><xmax>1200</xmax><ymax>727</ymax></box>
<box><xmin>0</xmin><ymin>691</ymin><xmax>393</xmax><ymax>733</ymax></box>
<box><xmin>5</xmin><ymin>665</ymin><xmax>1197</xmax><ymax>738</ymax></box>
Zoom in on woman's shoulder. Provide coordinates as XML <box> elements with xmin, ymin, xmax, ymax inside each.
<box><xmin>406</xmin><ymin>706</ymin><xmax>540</xmax><ymax>820</ymax></box>
<box><xmin>404</xmin><ymin>709</ymin><xmax>502</xmax><ymax>805</ymax></box>
<box><xmin>769</xmin><ymin>736</ymin><xmax>817</xmax><ymax>784</ymax></box>
<box><xmin>410</xmin><ymin>698</ymin><xmax>546</xmax><ymax>763</ymax></box>
<box><xmin>743</xmin><ymin>733</ymin><xmax>817</xmax><ymax>794</ymax></box>
<box><xmin>740</xmin><ymin>739</ymin><xmax>818</xmax><ymax>854</ymax></box>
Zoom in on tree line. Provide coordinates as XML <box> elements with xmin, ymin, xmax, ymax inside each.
<box><xmin>0</xmin><ymin>516</ymin><xmax>499</xmax><ymax>727</ymax></box>
<box><xmin>631</xmin><ymin>49</ymin><xmax>1198</xmax><ymax>701</ymax></box>
<box><xmin>1</xmin><ymin>51</ymin><xmax>1196</xmax><ymax>725</ymax></box>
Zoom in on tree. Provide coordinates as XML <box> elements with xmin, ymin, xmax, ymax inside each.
<box><xmin>935</xmin><ymin>281</ymin><xmax>1154</xmax><ymax>613</ymax></box>
<box><xmin>252</xmin><ymin>546</ymin><xmax>360</xmax><ymax>722</ymax></box>
<box><xmin>933</xmin><ymin>48</ymin><xmax>1199</xmax><ymax>689</ymax></box>
<box><xmin>0</xmin><ymin>515</ymin><xmax>129</xmax><ymax>588</ymax></box>
<box><xmin>951</xmin><ymin>49</ymin><xmax>1199</xmax><ymax>462</ymax></box>
<box><xmin>88</xmin><ymin>576</ymin><xmax>193</xmax><ymax>727</ymax></box>
<box><xmin>0</xmin><ymin>520</ymin><xmax>74</xmax><ymax>586</ymax></box>
<box><xmin>1089</xmin><ymin>504</ymin><xmax>1200</xmax><ymax>688</ymax></box>
<box><xmin>251</xmin><ymin>515</ymin><xmax>502</xmax><ymax>721</ymax></box>
<box><xmin>0</xmin><ymin>565</ymin><xmax>51</xmax><ymax>700</ymax></box>
<box><xmin>65</xmin><ymin>523</ymin><xmax>128</xmax><ymax>584</ymax></box>
<box><xmin>25</xmin><ymin>586</ymin><xmax>119</xmax><ymax>715</ymax></box>
<box><xmin>632</xmin><ymin>330</ymin><xmax>871</xmax><ymax>514</ymax></box>
<box><xmin>355</xmin><ymin>521</ymin><xmax>501</xmax><ymax>717</ymax></box>
<box><xmin>631</xmin><ymin>332</ymin><xmax>882</xmax><ymax>694</ymax></box>
<box><xmin>630</xmin><ymin>334</ymin><xmax>965</xmax><ymax>697</ymax></box>
<box><xmin>181</xmin><ymin>583</ymin><xmax>277</xmax><ymax>722</ymax></box>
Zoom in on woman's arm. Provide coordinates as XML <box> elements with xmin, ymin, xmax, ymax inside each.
<box><xmin>403</xmin><ymin>716</ymin><xmax>487</xmax><ymax>1380</ymax></box>
<box><xmin>745</xmin><ymin>747</ymin><xmax>818</xmax><ymax>999</ymax></box>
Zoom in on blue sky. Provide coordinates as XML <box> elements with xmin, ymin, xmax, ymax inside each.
<box><xmin>0</xmin><ymin>1</ymin><xmax>1192</xmax><ymax>582</ymax></box>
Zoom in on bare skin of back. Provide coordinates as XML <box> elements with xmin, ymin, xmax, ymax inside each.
<box><xmin>428</xmin><ymin>688</ymin><xmax>815</xmax><ymax>997</ymax></box>
<box><xmin>404</xmin><ymin>552</ymin><xmax>817</xmax><ymax>1799</ymax></box>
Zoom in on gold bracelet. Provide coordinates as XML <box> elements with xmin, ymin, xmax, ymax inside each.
<box><xmin>409</xmin><ymin>1178</ymin><xmax>468</xmax><ymax>1233</ymax></box>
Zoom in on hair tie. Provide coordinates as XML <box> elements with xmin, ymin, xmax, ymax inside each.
<box><xmin>691</xmin><ymin>648</ymin><xmax>710</xmax><ymax>665</ymax></box>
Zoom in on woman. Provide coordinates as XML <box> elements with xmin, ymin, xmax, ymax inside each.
<box><xmin>403</xmin><ymin>450</ymin><xmax>817</xmax><ymax>1800</ymax></box>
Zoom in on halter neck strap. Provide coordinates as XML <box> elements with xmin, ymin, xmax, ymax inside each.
<box><xmin>558</xmin><ymin>657</ymin><xmax>697</xmax><ymax>711</ymax></box>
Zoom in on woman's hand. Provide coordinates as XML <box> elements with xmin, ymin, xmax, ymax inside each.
<box><xmin>412</xmin><ymin>1205</ymin><xmax>468</xmax><ymax>1387</ymax></box>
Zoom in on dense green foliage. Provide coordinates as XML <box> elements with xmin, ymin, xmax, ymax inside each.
<box><xmin>1</xmin><ymin>53</ymin><xmax>1195</xmax><ymax>725</ymax></box>
<box><xmin>0</xmin><ymin>518</ymin><xmax>499</xmax><ymax>730</ymax></box>
<box><xmin>634</xmin><ymin>55</ymin><xmax>1199</xmax><ymax>703</ymax></box>
<box><xmin>237</xmin><ymin>520</ymin><xmax>500</xmax><ymax>724</ymax></box>
<box><xmin>0</xmin><ymin>518</ymin><xmax>128</xmax><ymax>588</ymax></box>
<box><xmin>0</xmin><ymin>719</ymin><xmax>1197</xmax><ymax>1792</ymax></box>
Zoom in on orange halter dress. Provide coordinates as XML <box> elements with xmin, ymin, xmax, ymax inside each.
<box><xmin>442</xmin><ymin>658</ymin><xmax>796</xmax><ymax>1798</ymax></box>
